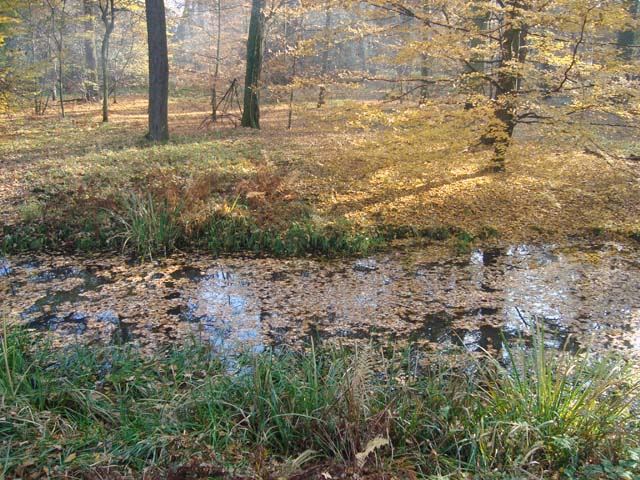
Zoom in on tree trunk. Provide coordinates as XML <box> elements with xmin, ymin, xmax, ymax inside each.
<box><xmin>57</xmin><ymin>52</ymin><xmax>64</xmax><ymax>118</ymax></box>
<box><xmin>287</xmin><ymin>55</ymin><xmax>296</xmax><ymax>129</ymax></box>
<box><xmin>48</xmin><ymin>1</ymin><xmax>66</xmax><ymax>118</ymax></box>
<box><xmin>211</xmin><ymin>0</ymin><xmax>221</xmax><ymax>120</ymax></box>
<box><xmin>82</xmin><ymin>0</ymin><xmax>98</xmax><ymax>100</ymax></box>
<box><xmin>145</xmin><ymin>0</ymin><xmax>169</xmax><ymax>141</ymax></box>
<box><xmin>418</xmin><ymin>3</ymin><xmax>431</xmax><ymax>104</ymax></box>
<box><xmin>321</xmin><ymin>1</ymin><xmax>332</xmax><ymax>76</ymax></box>
<box><xmin>112</xmin><ymin>63</ymin><xmax>117</xmax><ymax>104</ymax></box>
<box><xmin>467</xmin><ymin>4</ymin><xmax>489</xmax><ymax>80</ymax></box>
<box><xmin>286</xmin><ymin>3</ymin><xmax>301</xmax><ymax>130</ymax></box>
<box><xmin>50</xmin><ymin>55</ymin><xmax>57</xmax><ymax>101</ymax></box>
<box><xmin>241</xmin><ymin>0</ymin><xmax>265</xmax><ymax>129</ymax></box>
<box><xmin>419</xmin><ymin>62</ymin><xmax>429</xmax><ymax>105</ymax></box>
<box><xmin>46</xmin><ymin>0</ymin><xmax>67</xmax><ymax>118</ymax></box>
<box><xmin>357</xmin><ymin>36</ymin><xmax>367</xmax><ymax>72</ymax></box>
<box><xmin>100</xmin><ymin>0</ymin><xmax>115</xmax><ymax>123</ymax></box>
<box><xmin>618</xmin><ymin>0</ymin><xmax>638</xmax><ymax>61</ymax></box>
<box><xmin>101</xmin><ymin>34</ymin><xmax>110</xmax><ymax>121</ymax></box>
<box><xmin>175</xmin><ymin>0</ymin><xmax>192</xmax><ymax>42</ymax></box>
<box><xmin>51</xmin><ymin>66</ymin><xmax>56</xmax><ymax>101</ymax></box>
<box><xmin>484</xmin><ymin>2</ymin><xmax>528</xmax><ymax>170</ymax></box>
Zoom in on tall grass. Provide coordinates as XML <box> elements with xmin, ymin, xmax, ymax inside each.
<box><xmin>207</xmin><ymin>214</ymin><xmax>382</xmax><ymax>257</ymax></box>
<box><xmin>103</xmin><ymin>192</ymin><xmax>382</xmax><ymax>258</ymax></box>
<box><xmin>112</xmin><ymin>192</ymin><xmax>183</xmax><ymax>258</ymax></box>
<box><xmin>462</xmin><ymin>326</ymin><xmax>640</xmax><ymax>473</ymax></box>
<box><xmin>2</xmin><ymin>322</ymin><xmax>639</xmax><ymax>479</ymax></box>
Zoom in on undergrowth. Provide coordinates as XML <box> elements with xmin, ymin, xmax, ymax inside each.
<box><xmin>2</xmin><ymin>190</ymin><xmax>464</xmax><ymax>258</ymax></box>
<box><xmin>2</xmin><ymin>95</ymin><xmax>640</xmax><ymax>261</ymax></box>
<box><xmin>206</xmin><ymin>213</ymin><xmax>383</xmax><ymax>257</ymax></box>
<box><xmin>0</xmin><ymin>111</ymin><xmax>500</xmax><ymax>259</ymax></box>
<box><xmin>1</xmin><ymin>322</ymin><xmax>639</xmax><ymax>479</ymax></box>
<box><xmin>112</xmin><ymin>192</ymin><xmax>184</xmax><ymax>258</ymax></box>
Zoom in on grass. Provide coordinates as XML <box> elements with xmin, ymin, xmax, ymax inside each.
<box><xmin>113</xmin><ymin>192</ymin><xmax>184</xmax><ymax>258</ymax></box>
<box><xmin>467</xmin><ymin>332</ymin><xmax>640</xmax><ymax>473</ymax></box>
<box><xmin>2</xmin><ymin>321</ymin><xmax>639</xmax><ymax>479</ymax></box>
<box><xmin>0</xmin><ymin>123</ymin><xmax>391</xmax><ymax>257</ymax></box>
<box><xmin>206</xmin><ymin>214</ymin><xmax>384</xmax><ymax>257</ymax></box>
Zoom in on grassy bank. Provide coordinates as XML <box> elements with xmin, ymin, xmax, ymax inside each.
<box><xmin>1</xmin><ymin>96</ymin><xmax>639</xmax><ymax>258</ymax></box>
<box><xmin>2</xmin><ymin>323</ymin><xmax>639</xmax><ymax>479</ymax></box>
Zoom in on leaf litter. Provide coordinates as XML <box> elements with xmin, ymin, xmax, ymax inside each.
<box><xmin>1</xmin><ymin>241</ymin><xmax>639</xmax><ymax>358</ymax></box>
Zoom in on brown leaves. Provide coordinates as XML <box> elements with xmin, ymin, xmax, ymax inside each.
<box><xmin>165</xmin><ymin>461</ymin><xmax>229</xmax><ymax>480</ymax></box>
<box><xmin>3</xmin><ymin>241</ymin><xmax>640</xmax><ymax>359</ymax></box>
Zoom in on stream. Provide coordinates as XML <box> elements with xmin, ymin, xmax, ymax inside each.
<box><xmin>1</xmin><ymin>242</ymin><xmax>639</xmax><ymax>357</ymax></box>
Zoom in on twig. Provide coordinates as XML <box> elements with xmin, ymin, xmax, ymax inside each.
<box><xmin>515</xmin><ymin>307</ymin><xmax>531</xmax><ymax>328</ymax></box>
<box><xmin>553</xmin><ymin>8</ymin><xmax>592</xmax><ymax>92</ymax></box>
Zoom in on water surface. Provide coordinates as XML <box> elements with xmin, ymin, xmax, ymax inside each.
<box><xmin>1</xmin><ymin>242</ymin><xmax>638</xmax><ymax>356</ymax></box>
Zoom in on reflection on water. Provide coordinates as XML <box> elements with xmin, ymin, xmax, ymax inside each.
<box><xmin>1</xmin><ymin>242</ymin><xmax>639</xmax><ymax>356</ymax></box>
<box><xmin>1</xmin><ymin>258</ymin><xmax>13</xmax><ymax>277</ymax></box>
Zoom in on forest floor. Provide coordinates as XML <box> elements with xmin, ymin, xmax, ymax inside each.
<box><xmin>1</xmin><ymin>94</ymin><xmax>639</xmax><ymax>256</ymax></box>
<box><xmin>2</xmin><ymin>95</ymin><xmax>640</xmax><ymax>478</ymax></box>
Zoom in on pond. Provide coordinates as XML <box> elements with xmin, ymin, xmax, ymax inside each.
<box><xmin>1</xmin><ymin>242</ymin><xmax>639</xmax><ymax>357</ymax></box>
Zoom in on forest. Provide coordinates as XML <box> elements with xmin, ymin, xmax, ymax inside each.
<box><xmin>1</xmin><ymin>0</ymin><xmax>640</xmax><ymax>479</ymax></box>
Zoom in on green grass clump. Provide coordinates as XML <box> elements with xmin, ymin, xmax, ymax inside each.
<box><xmin>464</xmin><ymin>329</ymin><xmax>640</xmax><ymax>473</ymax></box>
<box><xmin>207</xmin><ymin>214</ymin><xmax>383</xmax><ymax>257</ymax></box>
<box><xmin>112</xmin><ymin>192</ymin><xmax>184</xmax><ymax>258</ymax></box>
<box><xmin>1</xmin><ymin>223</ymin><xmax>50</xmax><ymax>252</ymax></box>
<box><xmin>1</xmin><ymin>205</ymin><xmax>383</xmax><ymax>258</ymax></box>
<box><xmin>2</xmin><ymin>322</ymin><xmax>639</xmax><ymax>479</ymax></box>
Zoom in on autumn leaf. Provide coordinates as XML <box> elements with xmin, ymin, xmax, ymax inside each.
<box><xmin>355</xmin><ymin>436</ymin><xmax>389</xmax><ymax>469</ymax></box>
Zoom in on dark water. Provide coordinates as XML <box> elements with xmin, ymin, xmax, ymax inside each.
<box><xmin>1</xmin><ymin>242</ymin><xmax>639</xmax><ymax>356</ymax></box>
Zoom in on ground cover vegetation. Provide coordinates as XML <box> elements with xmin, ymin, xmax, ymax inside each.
<box><xmin>2</xmin><ymin>321</ymin><xmax>640</xmax><ymax>479</ymax></box>
<box><xmin>1</xmin><ymin>0</ymin><xmax>640</xmax><ymax>477</ymax></box>
<box><xmin>0</xmin><ymin>95</ymin><xmax>638</xmax><ymax>258</ymax></box>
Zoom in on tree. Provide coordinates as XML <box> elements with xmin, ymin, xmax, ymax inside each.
<box><xmin>0</xmin><ymin>0</ymin><xmax>20</xmax><ymax>47</ymax></box>
<box><xmin>345</xmin><ymin>0</ymin><xmax>638</xmax><ymax>170</ymax></box>
<box><xmin>0</xmin><ymin>0</ymin><xmax>21</xmax><ymax>111</ymax></box>
<box><xmin>482</xmin><ymin>1</ymin><xmax>529</xmax><ymax>169</ymax></box>
<box><xmin>210</xmin><ymin>0</ymin><xmax>222</xmax><ymax>121</ymax></box>
<box><xmin>82</xmin><ymin>0</ymin><xmax>98</xmax><ymax>100</ymax></box>
<box><xmin>1</xmin><ymin>0</ymin><xmax>57</xmax><ymax>114</ymax></box>
<box><xmin>618</xmin><ymin>0</ymin><xmax>638</xmax><ymax>61</ymax></box>
<box><xmin>44</xmin><ymin>0</ymin><xmax>68</xmax><ymax>117</ymax></box>
<box><xmin>320</xmin><ymin>0</ymin><xmax>332</xmax><ymax>75</ymax></box>
<box><xmin>108</xmin><ymin>8</ymin><xmax>146</xmax><ymax>104</ymax></box>
<box><xmin>241</xmin><ymin>0</ymin><xmax>266</xmax><ymax>129</ymax></box>
<box><xmin>1</xmin><ymin>0</ymin><xmax>148</xmax><ymax>114</ymax></box>
<box><xmin>145</xmin><ymin>0</ymin><xmax>169</xmax><ymax>140</ymax></box>
<box><xmin>98</xmin><ymin>0</ymin><xmax>115</xmax><ymax>122</ymax></box>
